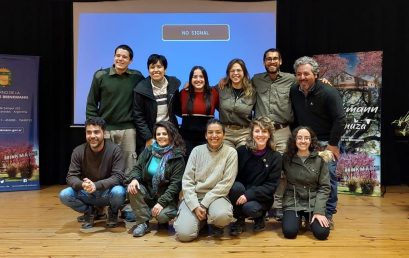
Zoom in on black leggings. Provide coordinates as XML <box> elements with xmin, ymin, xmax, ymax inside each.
<box><xmin>229</xmin><ymin>182</ymin><xmax>269</xmax><ymax>219</ymax></box>
<box><xmin>282</xmin><ymin>210</ymin><xmax>330</xmax><ymax>240</ymax></box>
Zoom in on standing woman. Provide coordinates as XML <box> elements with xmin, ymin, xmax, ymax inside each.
<box><xmin>229</xmin><ymin>117</ymin><xmax>282</xmax><ymax>236</ymax></box>
<box><xmin>218</xmin><ymin>58</ymin><xmax>256</xmax><ymax>148</ymax></box>
<box><xmin>282</xmin><ymin>126</ymin><xmax>331</xmax><ymax>240</ymax></box>
<box><xmin>179</xmin><ymin>66</ymin><xmax>219</xmax><ymax>158</ymax></box>
<box><xmin>126</xmin><ymin>121</ymin><xmax>186</xmax><ymax>237</ymax></box>
<box><xmin>133</xmin><ymin>54</ymin><xmax>181</xmax><ymax>154</ymax></box>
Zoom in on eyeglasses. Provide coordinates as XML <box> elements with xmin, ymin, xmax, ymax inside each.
<box><xmin>265</xmin><ymin>57</ymin><xmax>280</xmax><ymax>62</ymax></box>
<box><xmin>296</xmin><ymin>136</ymin><xmax>311</xmax><ymax>141</ymax></box>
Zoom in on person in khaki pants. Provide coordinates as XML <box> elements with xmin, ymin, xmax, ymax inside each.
<box><xmin>174</xmin><ymin>119</ymin><xmax>238</xmax><ymax>242</ymax></box>
<box><xmin>252</xmin><ymin>48</ymin><xmax>295</xmax><ymax>220</ymax></box>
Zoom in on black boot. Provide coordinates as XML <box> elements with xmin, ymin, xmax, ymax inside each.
<box><xmin>210</xmin><ymin>225</ymin><xmax>224</xmax><ymax>238</ymax></box>
<box><xmin>81</xmin><ymin>206</ymin><xmax>95</xmax><ymax>229</ymax></box>
<box><xmin>253</xmin><ymin>216</ymin><xmax>265</xmax><ymax>232</ymax></box>
<box><xmin>229</xmin><ymin>218</ymin><xmax>245</xmax><ymax>236</ymax></box>
<box><xmin>77</xmin><ymin>206</ymin><xmax>106</xmax><ymax>222</ymax></box>
<box><xmin>106</xmin><ymin>206</ymin><xmax>119</xmax><ymax>228</ymax></box>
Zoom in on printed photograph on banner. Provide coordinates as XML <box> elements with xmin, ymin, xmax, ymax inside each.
<box><xmin>0</xmin><ymin>54</ymin><xmax>40</xmax><ymax>192</ymax></box>
<box><xmin>314</xmin><ymin>51</ymin><xmax>382</xmax><ymax>196</ymax></box>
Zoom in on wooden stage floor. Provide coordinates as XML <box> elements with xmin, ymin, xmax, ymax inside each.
<box><xmin>0</xmin><ymin>185</ymin><xmax>408</xmax><ymax>257</ymax></box>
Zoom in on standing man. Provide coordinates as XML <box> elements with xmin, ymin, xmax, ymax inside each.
<box><xmin>86</xmin><ymin>45</ymin><xmax>144</xmax><ymax>221</ymax></box>
<box><xmin>290</xmin><ymin>56</ymin><xmax>346</xmax><ymax>229</ymax></box>
<box><xmin>251</xmin><ymin>48</ymin><xmax>295</xmax><ymax>220</ymax></box>
<box><xmin>86</xmin><ymin>44</ymin><xmax>144</xmax><ymax>175</ymax></box>
<box><xmin>59</xmin><ymin>117</ymin><xmax>126</xmax><ymax>229</ymax></box>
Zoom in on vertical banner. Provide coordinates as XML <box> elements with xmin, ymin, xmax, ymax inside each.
<box><xmin>314</xmin><ymin>51</ymin><xmax>382</xmax><ymax>196</ymax></box>
<box><xmin>0</xmin><ymin>54</ymin><xmax>40</xmax><ymax>192</ymax></box>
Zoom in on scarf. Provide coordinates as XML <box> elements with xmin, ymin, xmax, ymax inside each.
<box><xmin>151</xmin><ymin>141</ymin><xmax>174</xmax><ymax>194</ymax></box>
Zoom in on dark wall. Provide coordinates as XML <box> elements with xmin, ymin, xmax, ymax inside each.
<box><xmin>1</xmin><ymin>0</ymin><xmax>408</xmax><ymax>185</ymax></box>
<box><xmin>276</xmin><ymin>0</ymin><xmax>409</xmax><ymax>185</ymax></box>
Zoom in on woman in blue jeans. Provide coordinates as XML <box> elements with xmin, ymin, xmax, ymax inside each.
<box><xmin>282</xmin><ymin>126</ymin><xmax>331</xmax><ymax>240</ymax></box>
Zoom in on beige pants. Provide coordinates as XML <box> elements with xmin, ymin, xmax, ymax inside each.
<box><xmin>223</xmin><ymin>127</ymin><xmax>250</xmax><ymax>149</ymax></box>
<box><xmin>104</xmin><ymin>128</ymin><xmax>137</xmax><ymax>176</ymax></box>
<box><xmin>272</xmin><ymin>126</ymin><xmax>291</xmax><ymax>209</ymax></box>
<box><xmin>174</xmin><ymin>197</ymin><xmax>233</xmax><ymax>242</ymax></box>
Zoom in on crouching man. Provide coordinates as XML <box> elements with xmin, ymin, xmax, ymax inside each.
<box><xmin>59</xmin><ymin>117</ymin><xmax>126</xmax><ymax>229</ymax></box>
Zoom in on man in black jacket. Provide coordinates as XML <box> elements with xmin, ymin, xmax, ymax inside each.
<box><xmin>290</xmin><ymin>56</ymin><xmax>346</xmax><ymax>229</ymax></box>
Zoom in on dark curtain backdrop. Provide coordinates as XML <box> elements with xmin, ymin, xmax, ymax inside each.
<box><xmin>0</xmin><ymin>0</ymin><xmax>408</xmax><ymax>185</ymax></box>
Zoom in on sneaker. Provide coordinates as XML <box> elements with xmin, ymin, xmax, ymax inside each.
<box><xmin>77</xmin><ymin>206</ymin><xmax>106</xmax><ymax>222</ymax></box>
<box><xmin>253</xmin><ymin>216</ymin><xmax>265</xmax><ymax>232</ymax></box>
<box><xmin>229</xmin><ymin>218</ymin><xmax>245</xmax><ymax>236</ymax></box>
<box><xmin>106</xmin><ymin>207</ymin><xmax>119</xmax><ymax>228</ymax></box>
<box><xmin>81</xmin><ymin>206</ymin><xmax>95</xmax><ymax>229</ymax></box>
<box><xmin>133</xmin><ymin>222</ymin><xmax>150</xmax><ymax>237</ymax></box>
<box><xmin>210</xmin><ymin>225</ymin><xmax>224</xmax><ymax>238</ymax></box>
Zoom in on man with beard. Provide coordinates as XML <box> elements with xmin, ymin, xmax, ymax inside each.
<box><xmin>59</xmin><ymin>117</ymin><xmax>126</xmax><ymax>229</ymax></box>
<box><xmin>251</xmin><ymin>48</ymin><xmax>295</xmax><ymax>220</ymax></box>
<box><xmin>290</xmin><ymin>56</ymin><xmax>346</xmax><ymax>230</ymax></box>
<box><xmin>86</xmin><ymin>45</ymin><xmax>144</xmax><ymax>222</ymax></box>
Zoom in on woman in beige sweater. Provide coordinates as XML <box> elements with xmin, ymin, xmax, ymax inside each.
<box><xmin>174</xmin><ymin>119</ymin><xmax>238</xmax><ymax>242</ymax></box>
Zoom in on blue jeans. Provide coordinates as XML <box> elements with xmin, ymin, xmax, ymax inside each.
<box><xmin>59</xmin><ymin>185</ymin><xmax>126</xmax><ymax>213</ymax></box>
<box><xmin>318</xmin><ymin>141</ymin><xmax>339</xmax><ymax>217</ymax></box>
<box><xmin>326</xmin><ymin>159</ymin><xmax>338</xmax><ymax>217</ymax></box>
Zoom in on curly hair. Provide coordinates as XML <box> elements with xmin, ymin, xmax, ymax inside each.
<box><xmin>153</xmin><ymin>121</ymin><xmax>186</xmax><ymax>154</ymax></box>
<box><xmin>285</xmin><ymin>126</ymin><xmax>319</xmax><ymax>162</ymax></box>
<box><xmin>293</xmin><ymin>56</ymin><xmax>320</xmax><ymax>76</ymax></box>
<box><xmin>246</xmin><ymin>116</ymin><xmax>276</xmax><ymax>151</ymax></box>
<box><xmin>85</xmin><ymin>117</ymin><xmax>106</xmax><ymax>131</ymax></box>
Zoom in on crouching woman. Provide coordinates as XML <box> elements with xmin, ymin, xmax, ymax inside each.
<box><xmin>126</xmin><ymin>121</ymin><xmax>186</xmax><ymax>237</ymax></box>
<box><xmin>174</xmin><ymin>119</ymin><xmax>238</xmax><ymax>242</ymax></box>
<box><xmin>282</xmin><ymin>126</ymin><xmax>331</xmax><ymax>240</ymax></box>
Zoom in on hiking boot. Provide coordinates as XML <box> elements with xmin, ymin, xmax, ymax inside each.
<box><xmin>77</xmin><ymin>206</ymin><xmax>106</xmax><ymax>222</ymax></box>
<box><xmin>300</xmin><ymin>215</ymin><xmax>310</xmax><ymax>231</ymax></box>
<box><xmin>157</xmin><ymin>223</ymin><xmax>169</xmax><ymax>231</ymax></box>
<box><xmin>106</xmin><ymin>207</ymin><xmax>119</xmax><ymax>228</ymax></box>
<box><xmin>229</xmin><ymin>218</ymin><xmax>245</xmax><ymax>236</ymax></box>
<box><xmin>327</xmin><ymin>216</ymin><xmax>335</xmax><ymax>230</ymax></box>
<box><xmin>271</xmin><ymin>208</ymin><xmax>283</xmax><ymax>221</ymax></box>
<box><xmin>210</xmin><ymin>225</ymin><xmax>224</xmax><ymax>238</ymax></box>
<box><xmin>253</xmin><ymin>216</ymin><xmax>265</xmax><ymax>232</ymax></box>
<box><xmin>81</xmin><ymin>206</ymin><xmax>95</xmax><ymax>229</ymax></box>
<box><xmin>133</xmin><ymin>222</ymin><xmax>150</xmax><ymax>237</ymax></box>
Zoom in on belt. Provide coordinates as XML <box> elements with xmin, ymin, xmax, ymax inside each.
<box><xmin>273</xmin><ymin>122</ymin><xmax>289</xmax><ymax>130</ymax></box>
<box><xmin>225</xmin><ymin>124</ymin><xmax>248</xmax><ymax>130</ymax></box>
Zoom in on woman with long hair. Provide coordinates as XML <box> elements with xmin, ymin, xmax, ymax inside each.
<box><xmin>218</xmin><ymin>58</ymin><xmax>256</xmax><ymax>148</ymax></box>
<box><xmin>179</xmin><ymin>65</ymin><xmax>219</xmax><ymax>158</ymax></box>
<box><xmin>282</xmin><ymin>126</ymin><xmax>331</xmax><ymax>240</ymax></box>
<box><xmin>126</xmin><ymin>120</ymin><xmax>186</xmax><ymax>237</ymax></box>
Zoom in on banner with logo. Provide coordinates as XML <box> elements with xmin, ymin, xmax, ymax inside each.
<box><xmin>314</xmin><ymin>51</ymin><xmax>382</xmax><ymax>196</ymax></box>
<box><xmin>0</xmin><ymin>54</ymin><xmax>40</xmax><ymax>192</ymax></box>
